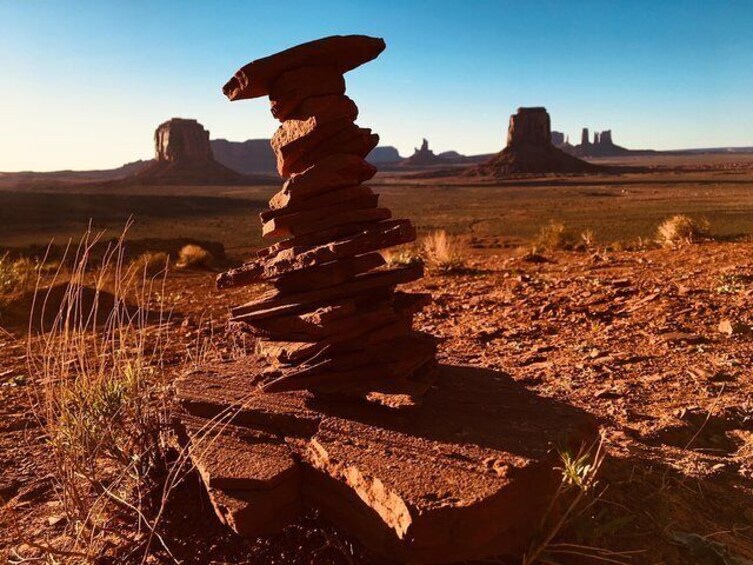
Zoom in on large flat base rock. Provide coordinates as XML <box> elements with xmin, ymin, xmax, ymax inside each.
<box><xmin>174</xmin><ymin>357</ymin><xmax>597</xmax><ymax>563</ymax></box>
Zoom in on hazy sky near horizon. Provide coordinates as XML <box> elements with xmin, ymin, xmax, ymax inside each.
<box><xmin>1</xmin><ymin>1</ymin><xmax>752</xmax><ymax>171</ymax></box>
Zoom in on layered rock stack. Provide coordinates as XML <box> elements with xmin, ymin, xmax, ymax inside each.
<box><xmin>472</xmin><ymin>107</ymin><xmax>598</xmax><ymax>176</ymax></box>
<box><xmin>217</xmin><ymin>35</ymin><xmax>437</xmax><ymax>400</ymax></box>
<box><xmin>173</xmin><ymin>38</ymin><xmax>598</xmax><ymax>561</ymax></box>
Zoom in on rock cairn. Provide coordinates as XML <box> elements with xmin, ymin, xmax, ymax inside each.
<box><xmin>217</xmin><ymin>35</ymin><xmax>437</xmax><ymax>401</ymax></box>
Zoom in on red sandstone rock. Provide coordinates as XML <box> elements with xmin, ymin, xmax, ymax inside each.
<box><xmin>218</xmin><ymin>220</ymin><xmax>415</xmax><ymax>289</ymax></box>
<box><xmin>262</xmin><ymin>207</ymin><xmax>391</xmax><ymax>240</ymax></box>
<box><xmin>271</xmin><ymin>252</ymin><xmax>385</xmax><ymax>293</ymax></box>
<box><xmin>176</xmin><ymin>357</ymin><xmax>598</xmax><ymax>561</ymax></box>
<box><xmin>223</xmin><ymin>35</ymin><xmax>385</xmax><ymax>101</ymax></box>
<box><xmin>257</xmin><ymin>221</ymin><xmax>396</xmax><ymax>259</ymax></box>
<box><xmin>261</xmin><ymin>194</ymin><xmax>380</xmax><ymax>238</ymax></box>
<box><xmin>283</xmin><ymin>128</ymin><xmax>379</xmax><ymax>176</ymax></box>
<box><xmin>262</xmin><ymin>184</ymin><xmax>375</xmax><ymax>219</ymax></box>
<box><xmin>269</xmin><ymin>154</ymin><xmax>376</xmax><ymax>209</ymax></box>
<box><xmin>269</xmin><ymin>66</ymin><xmax>346</xmax><ymax>120</ymax></box>
<box><xmin>288</xmin><ymin>94</ymin><xmax>358</xmax><ymax>124</ymax></box>
<box><xmin>230</xmin><ymin>264</ymin><xmax>424</xmax><ymax>322</ymax></box>
<box><xmin>271</xmin><ymin>118</ymin><xmax>356</xmax><ymax>177</ymax></box>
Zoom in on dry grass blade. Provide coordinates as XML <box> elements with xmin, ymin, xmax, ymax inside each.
<box><xmin>523</xmin><ymin>433</ymin><xmax>608</xmax><ymax>565</ymax></box>
<box><xmin>656</xmin><ymin>215</ymin><xmax>711</xmax><ymax>247</ymax></box>
<box><xmin>422</xmin><ymin>230</ymin><xmax>466</xmax><ymax>273</ymax></box>
<box><xmin>534</xmin><ymin>221</ymin><xmax>577</xmax><ymax>251</ymax></box>
<box><xmin>24</xmin><ymin>224</ymin><xmax>175</xmax><ymax>561</ymax></box>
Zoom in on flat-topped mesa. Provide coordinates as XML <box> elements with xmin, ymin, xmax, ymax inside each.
<box><xmin>155</xmin><ymin>118</ymin><xmax>213</xmax><ymax>162</ymax></box>
<box><xmin>216</xmin><ymin>35</ymin><xmax>436</xmax><ymax>400</ymax></box>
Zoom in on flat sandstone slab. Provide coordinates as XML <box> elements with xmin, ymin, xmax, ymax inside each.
<box><xmin>175</xmin><ymin>359</ymin><xmax>597</xmax><ymax>563</ymax></box>
<box><xmin>224</xmin><ymin>35</ymin><xmax>386</xmax><ymax>101</ymax></box>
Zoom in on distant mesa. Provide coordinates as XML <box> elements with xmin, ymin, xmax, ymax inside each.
<box><xmin>131</xmin><ymin>118</ymin><xmax>248</xmax><ymax>185</ymax></box>
<box><xmin>367</xmin><ymin>145</ymin><xmax>402</xmax><ymax>164</ymax></box>
<box><xmin>552</xmin><ymin>127</ymin><xmax>654</xmax><ymax>158</ymax></box>
<box><xmin>155</xmin><ymin>118</ymin><xmax>213</xmax><ymax>163</ymax></box>
<box><xmin>472</xmin><ymin>107</ymin><xmax>598</xmax><ymax>176</ymax></box>
<box><xmin>401</xmin><ymin>138</ymin><xmax>450</xmax><ymax>167</ymax></box>
<box><xmin>211</xmin><ymin>138</ymin><xmax>277</xmax><ymax>174</ymax></box>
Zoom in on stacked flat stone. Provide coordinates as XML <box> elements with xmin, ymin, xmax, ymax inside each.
<box><xmin>217</xmin><ymin>35</ymin><xmax>437</xmax><ymax>400</ymax></box>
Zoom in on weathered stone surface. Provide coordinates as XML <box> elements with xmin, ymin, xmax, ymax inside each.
<box><xmin>155</xmin><ymin>118</ymin><xmax>212</xmax><ymax>162</ymax></box>
<box><xmin>217</xmin><ymin>220</ymin><xmax>415</xmax><ymax>288</ymax></box>
<box><xmin>207</xmin><ymin>485</ymin><xmax>301</xmax><ymax>537</ymax></box>
<box><xmin>223</xmin><ymin>35</ymin><xmax>385</xmax><ymax>101</ymax></box>
<box><xmin>278</xmin><ymin>126</ymin><xmax>379</xmax><ymax>177</ymax></box>
<box><xmin>261</xmin><ymin>193</ymin><xmax>380</xmax><ymax>238</ymax></box>
<box><xmin>258</xmin><ymin>220</ymin><xmax>397</xmax><ymax>259</ymax></box>
<box><xmin>288</xmin><ymin>94</ymin><xmax>358</xmax><ymax>124</ymax></box>
<box><xmin>269</xmin><ymin>154</ymin><xmax>376</xmax><ymax>209</ymax></box>
<box><xmin>269</xmin><ymin>66</ymin><xmax>346</xmax><ymax>121</ymax></box>
<box><xmin>263</xmin><ymin>330</ymin><xmax>432</xmax><ymax>392</ymax></box>
<box><xmin>181</xmin><ymin>416</ymin><xmax>299</xmax><ymax>491</ymax></box>
<box><xmin>231</xmin><ymin>263</ymin><xmax>423</xmax><ymax>322</ymax></box>
<box><xmin>175</xmin><ymin>362</ymin><xmax>319</xmax><ymax>437</ymax></box>
<box><xmin>263</xmin><ymin>184</ymin><xmax>375</xmax><ymax>219</ymax></box>
<box><xmin>175</xmin><ymin>361</ymin><xmax>598</xmax><ymax>561</ymax></box>
<box><xmin>271</xmin><ymin>252</ymin><xmax>385</xmax><ymax>293</ymax></box>
<box><xmin>271</xmin><ymin>118</ymin><xmax>356</xmax><ymax>177</ymax></box>
<box><xmin>262</xmin><ymin>207</ymin><xmax>391</xmax><ymax>240</ymax></box>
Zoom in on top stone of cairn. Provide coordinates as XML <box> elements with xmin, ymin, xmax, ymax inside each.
<box><xmin>223</xmin><ymin>35</ymin><xmax>386</xmax><ymax>101</ymax></box>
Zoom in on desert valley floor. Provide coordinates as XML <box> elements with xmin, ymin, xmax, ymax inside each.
<box><xmin>2</xmin><ymin>154</ymin><xmax>753</xmax><ymax>563</ymax></box>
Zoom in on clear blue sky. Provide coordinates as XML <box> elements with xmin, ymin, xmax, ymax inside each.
<box><xmin>1</xmin><ymin>1</ymin><xmax>752</xmax><ymax>171</ymax></box>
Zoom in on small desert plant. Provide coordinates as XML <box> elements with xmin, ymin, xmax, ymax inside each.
<box><xmin>534</xmin><ymin>221</ymin><xmax>577</xmax><ymax>251</ymax></box>
<box><xmin>26</xmin><ymin>228</ymin><xmax>173</xmax><ymax>558</ymax></box>
<box><xmin>656</xmin><ymin>215</ymin><xmax>711</xmax><ymax>247</ymax></box>
<box><xmin>0</xmin><ymin>253</ymin><xmax>38</xmax><ymax>297</ymax></box>
<box><xmin>422</xmin><ymin>230</ymin><xmax>465</xmax><ymax>273</ymax></box>
<box><xmin>176</xmin><ymin>244</ymin><xmax>214</xmax><ymax>270</ymax></box>
<box><xmin>580</xmin><ymin>229</ymin><xmax>597</xmax><ymax>249</ymax></box>
<box><xmin>131</xmin><ymin>251</ymin><xmax>170</xmax><ymax>276</ymax></box>
<box><xmin>716</xmin><ymin>273</ymin><xmax>745</xmax><ymax>294</ymax></box>
<box><xmin>524</xmin><ymin>435</ymin><xmax>615</xmax><ymax>564</ymax></box>
<box><xmin>381</xmin><ymin>245</ymin><xmax>423</xmax><ymax>268</ymax></box>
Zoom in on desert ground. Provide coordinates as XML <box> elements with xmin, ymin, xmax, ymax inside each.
<box><xmin>3</xmin><ymin>153</ymin><xmax>753</xmax><ymax>563</ymax></box>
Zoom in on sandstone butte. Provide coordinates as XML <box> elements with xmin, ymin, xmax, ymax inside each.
<box><xmin>472</xmin><ymin>106</ymin><xmax>599</xmax><ymax>176</ymax></box>
<box><xmin>175</xmin><ymin>35</ymin><xmax>597</xmax><ymax>563</ymax></box>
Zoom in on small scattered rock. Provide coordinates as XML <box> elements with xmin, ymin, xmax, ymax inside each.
<box><xmin>718</xmin><ymin>319</ymin><xmax>751</xmax><ymax>337</ymax></box>
<box><xmin>660</xmin><ymin>332</ymin><xmax>708</xmax><ymax>345</ymax></box>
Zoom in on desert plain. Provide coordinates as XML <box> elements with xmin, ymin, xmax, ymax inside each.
<box><xmin>1</xmin><ymin>151</ymin><xmax>753</xmax><ymax>563</ymax></box>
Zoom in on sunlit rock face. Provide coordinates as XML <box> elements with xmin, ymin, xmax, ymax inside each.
<box><xmin>154</xmin><ymin>118</ymin><xmax>213</xmax><ymax>163</ymax></box>
<box><xmin>506</xmin><ymin>107</ymin><xmax>552</xmax><ymax>148</ymax></box>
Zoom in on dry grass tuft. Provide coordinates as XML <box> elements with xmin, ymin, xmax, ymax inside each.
<box><xmin>381</xmin><ymin>245</ymin><xmax>423</xmax><ymax>268</ymax></box>
<box><xmin>534</xmin><ymin>221</ymin><xmax>577</xmax><ymax>251</ymax></box>
<box><xmin>580</xmin><ymin>229</ymin><xmax>597</xmax><ymax>250</ymax></box>
<box><xmin>0</xmin><ymin>253</ymin><xmax>38</xmax><ymax>299</ymax></box>
<box><xmin>656</xmin><ymin>215</ymin><xmax>711</xmax><ymax>246</ymax></box>
<box><xmin>131</xmin><ymin>251</ymin><xmax>170</xmax><ymax>276</ymax></box>
<box><xmin>422</xmin><ymin>230</ymin><xmax>466</xmax><ymax>273</ymax></box>
<box><xmin>523</xmin><ymin>435</ymin><xmax>623</xmax><ymax>564</ymax></box>
<box><xmin>25</xmin><ymin>227</ymin><xmax>174</xmax><ymax>560</ymax></box>
<box><xmin>176</xmin><ymin>244</ymin><xmax>215</xmax><ymax>270</ymax></box>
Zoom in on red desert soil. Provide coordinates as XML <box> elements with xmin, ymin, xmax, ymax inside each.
<box><xmin>2</xmin><ymin>242</ymin><xmax>753</xmax><ymax>563</ymax></box>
